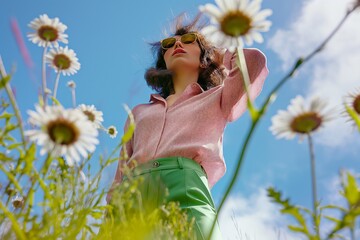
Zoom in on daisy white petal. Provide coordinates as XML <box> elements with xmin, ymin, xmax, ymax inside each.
<box><xmin>253</xmin><ymin>9</ymin><xmax>273</xmax><ymax>22</ymax></box>
<box><xmin>253</xmin><ymin>20</ymin><xmax>272</xmax><ymax>31</ymax></box>
<box><xmin>200</xmin><ymin>4</ymin><xmax>223</xmax><ymax>21</ymax></box>
<box><xmin>227</xmin><ymin>0</ymin><xmax>239</xmax><ymax>10</ymax></box>
<box><xmin>245</xmin><ymin>0</ymin><xmax>261</xmax><ymax>16</ymax></box>
<box><xmin>244</xmin><ymin>34</ymin><xmax>254</xmax><ymax>46</ymax></box>
<box><xmin>215</xmin><ymin>0</ymin><xmax>228</xmax><ymax>12</ymax></box>
<box><xmin>239</xmin><ymin>0</ymin><xmax>249</xmax><ymax>10</ymax></box>
<box><xmin>249</xmin><ymin>30</ymin><xmax>264</xmax><ymax>43</ymax></box>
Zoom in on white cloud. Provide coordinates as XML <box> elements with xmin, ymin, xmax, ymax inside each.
<box><xmin>268</xmin><ymin>0</ymin><xmax>360</xmax><ymax>147</ymax></box>
<box><xmin>218</xmin><ymin>188</ymin><xmax>298</xmax><ymax>240</ymax></box>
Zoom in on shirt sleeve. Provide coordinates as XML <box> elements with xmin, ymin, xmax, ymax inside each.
<box><xmin>221</xmin><ymin>48</ymin><xmax>268</xmax><ymax>122</ymax></box>
<box><xmin>106</xmin><ymin>116</ymin><xmax>133</xmax><ymax>203</ymax></box>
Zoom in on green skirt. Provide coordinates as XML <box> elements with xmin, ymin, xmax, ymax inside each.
<box><xmin>124</xmin><ymin>156</ymin><xmax>222</xmax><ymax>240</ymax></box>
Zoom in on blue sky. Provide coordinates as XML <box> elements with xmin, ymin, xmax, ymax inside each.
<box><xmin>2</xmin><ymin>0</ymin><xmax>360</xmax><ymax>238</ymax></box>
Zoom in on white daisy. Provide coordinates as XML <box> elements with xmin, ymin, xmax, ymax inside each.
<box><xmin>107</xmin><ymin>125</ymin><xmax>118</xmax><ymax>139</ymax></box>
<box><xmin>199</xmin><ymin>0</ymin><xmax>272</xmax><ymax>51</ymax></box>
<box><xmin>46</xmin><ymin>46</ymin><xmax>81</xmax><ymax>76</ymax></box>
<box><xmin>12</xmin><ymin>195</ymin><xmax>24</xmax><ymax>209</ymax></box>
<box><xmin>28</xmin><ymin>14</ymin><xmax>68</xmax><ymax>48</ymax></box>
<box><xmin>77</xmin><ymin>104</ymin><xmax>104</xmax><ymax>129</ymax></box>
<box><xmin>270</xmin><ymin>96</ymin><xmax>333</xmax><ymax>140</ymax></box>
<box><xmin>25</xmin><ymin>105</ymin><xmax>99</xmax><ymax>166</ymax></box>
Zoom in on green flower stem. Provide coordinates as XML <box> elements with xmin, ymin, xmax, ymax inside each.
<box><xmin>236</xmin><ymin>46</ymin><xmax>251</xmax><ymax>98</ymax></box>
<box><xmin>0</xmin><ymin>55</ymin><xmax>27</xmax><ymax>148</ymax></box>
<box><xmin>53</xmin><ymin>71</ymin><xmax>61</xmax><ymax>101</ymax></box>
<box><xmin>42</xmin><ymin>44</ymin><xmax>48</xmax><ymax>106</ymax></box>
<box><xmin>307</xmin><ymin>134</ymin><xmax>320</xmax><ymax>237</ymax></box>
<box><xmin>71</xmin><ymin>87</ymin><xmax>76</xmax><ymax>108</ymax></box>
<box><xmin>208</xmin><ymin>5</ymin><xmax>358</xmax><ymax>239</ymax></box>
<box><xmin>0</xmin><ymin>200</ymin><xmax>27</xmax><ymax>240</ymax></box>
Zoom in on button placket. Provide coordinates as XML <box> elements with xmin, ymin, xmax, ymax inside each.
<box><xmin>153</xmin><ymin>161</ymin><xmax>160</xmax><ymax>168</ymax></box>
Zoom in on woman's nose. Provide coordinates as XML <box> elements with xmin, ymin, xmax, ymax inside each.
<box><xmin>174</xmin><ymin>39</ymin><xmax>183</xmax><ymax>48</ymax></box>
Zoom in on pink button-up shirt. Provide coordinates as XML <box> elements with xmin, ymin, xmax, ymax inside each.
<box><xmin>113</xmin><ymin>48</ymin><xmax>268</xmax><ymax>189</ymax></box>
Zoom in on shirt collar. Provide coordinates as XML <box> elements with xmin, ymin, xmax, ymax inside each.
<box><xmin>149</xmin><ymin>82</ymin><xmax>204</xmax><ymax>102</ymax></box>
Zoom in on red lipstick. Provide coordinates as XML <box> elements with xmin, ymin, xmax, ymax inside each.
<box><xmin>172</xmin><ymin>48</ymin><xmax>186</xmax><ymax>56</ymax></box>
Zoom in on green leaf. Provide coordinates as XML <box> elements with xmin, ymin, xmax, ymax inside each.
<box><xmin>321</xmin><ymin>204</ymin><xmax>347</xmax><ymax>212</ymax></box>
<box><xmin>0</xmin><ymin>152</ymin><xmax>12</xmax><ymax>161</ymax></box>
<box><xmin>267</xmin><ymin>187</ymin><xmax>291</xmax><ymax>209</ymax></box>
<box><xmin>345</xmin><ymin>104</ymin><xmax>360</xmax><ymax>132</ymax></box>
<box><xmin>50</xmin><ymin>96</ymin><xmax>62</xmax><ymax>106</ymax></box>
<box><xmin>267</xmin><ymin>187</ymin><xmax>309</xmax><ymax>231</ymax></box>
<box><xmin>0</xmin><ymin>164</ymin><xmax>23</xmax><ymax>194</ymax></box>
<box><xmin>282</xmin><ymin>207</ymin><xmax>307</xmax><ymax>227</ymax></box>
<box><xmin>84</xmin><ymin>225</ymin><xmax>96</xmax><ymax>236</ymax></box>
<box><xmin>0</xmin><ymin>111</ymin><xmax>14</xmax><ymax>119</ymax></box>
<box><xmin>343</xmin><ymin>173</ymin><xmax>359</xmax><ymax>206</ymax></box>
<box><xmin>5</xmin><ymin>123</ymin><xmax>18</xmax><ymax>133</ymax></box>
<box><xmin>90</xmin><ymin>211</ymin><xmax>103</xmax><ymax>219</ymax></box>
<box><xmin>121</xmin><ymin>104</ymin><xmax>135</xmax><ymax>144</ymax></box>
<box><xmin>8</xmin><ymin>142</ymin><xmax>23</xmax><ymax>150</ymax></box>
<box><xmin>288</xmin><ymin>225</ymin><xmax>307</xmax><ymax>234</ymax></box>
<box><xmin>331</xmin><ymin>234</ymin><xmax>347</xmax><ymax>240</ymax></box>
<box><xmin>324</xmin><ymin>215</ymin><xmax>341</xmax><ymax>224</ymax></box>
<box><xmin>22</xmin><ymin>143</ymin><xmax>36</xmax><ymax>174</ymax></box>
<box><xmin>0</xmin><ymin>75</ymin><xmax>11</xmax><ymax>89</ymax></box>
<box><xmin>4</xmin><ymin>134</ymin><xmax>15</xmax><ymax>142</ymax></box>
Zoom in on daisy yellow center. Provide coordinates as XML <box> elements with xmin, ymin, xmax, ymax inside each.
<box><xmin>53</xmin><ymin>54</ymin><xmax>71</xmax><ymax>70</ymax></box>
<box><xmin>108</xmin><ymin>128</ymin><xmax>115</xmax><ymax>135</ymax></box>
<box><xmin>38</xmin><ymin>26</ymin><xmax>59</xmax><ymax>42</ymax></box>
<box><xmin>83</xmin><ymin>110</ymin><xmax>95</xmax><ymax>122</ymax></box>
<box><xmin>353</xmin><ymin>95</ymin><xmax>360</xmax><ymax>114</ymax></box>
<box><xmin>47</xmin><ymin>119</ymin><xmax>79</xmax><ymax>145</ymax></box>
<box><xmin>290</xmin><ymin>112</ymin><xmax>322</xmax><ymax>134</ymax></box>
<box><xmin>220</xmin><ymin>11</ymin><xmax>252</xmax><ymax>37</ymax></box>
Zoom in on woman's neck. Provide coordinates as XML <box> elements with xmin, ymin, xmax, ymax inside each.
<box><xmin>171</xmin><ymin>70</ymin><xmax>199</xmax><ymax>96</ymax></box>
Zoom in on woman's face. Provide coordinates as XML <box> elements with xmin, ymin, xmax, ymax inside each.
<box><xmin>163</xmin><ymin>34</ymin><xmax>201</xmax><ymax>73</ymax></box>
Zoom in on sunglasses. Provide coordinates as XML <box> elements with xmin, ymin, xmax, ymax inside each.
<box><xmin>160</xmin><ymin>33</ymin><xmax>198</xmax><ymax>50</ymax></box>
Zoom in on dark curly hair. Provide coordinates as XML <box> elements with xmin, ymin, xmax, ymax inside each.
<box><xmin>144</xmin><ymin>14</ymin><xmax>226</xmax><ymax>99</ymax></box>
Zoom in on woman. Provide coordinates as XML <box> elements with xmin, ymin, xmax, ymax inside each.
<box><xmin>107</xmin><ymin>15</ymin><xmax>268</xmax><ymax>240</ymax></box>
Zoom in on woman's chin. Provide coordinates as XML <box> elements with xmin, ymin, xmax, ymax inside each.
<box><xmin>167</xmin><ymin>60</ymin><xmax>200</xmax><ymax>72</ymax></box>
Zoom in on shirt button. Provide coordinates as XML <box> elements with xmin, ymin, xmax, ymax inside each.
<box><xmin>153</xmin><ymin>161</ymin><xmax>160</xmax><ymax>168</ymax></box>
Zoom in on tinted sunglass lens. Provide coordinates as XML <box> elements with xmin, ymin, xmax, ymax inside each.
<box><xmin>181</xmin><ymin>33</ymin><xmax>196</xmax><ymax>44</ymax></box>
<box><xmin>162</xmin><ymin>38</ymin><xmax>176</xmax><ymax>49</ymax></box>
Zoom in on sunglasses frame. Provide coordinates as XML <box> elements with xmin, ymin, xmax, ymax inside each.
<box><xmin>160</xmin><ymin>33</ymin><xmax>198</xmax><ymax>50</ymax></box>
